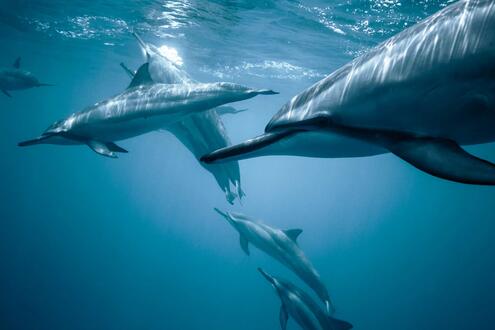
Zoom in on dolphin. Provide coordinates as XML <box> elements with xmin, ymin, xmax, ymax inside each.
<box><xmin>0</xmin><ymin>57</ymin><xmax>52</xmax><ymax>97</ymax></box>
<box><xmin>119</xmin><ymin>33</ymin><xmax>252</xmax><ymax>203</ymax></box>
<box><xmin>214</xmin><ymin>208</ymin><xmax>333</xmax><ymax>314</ymax></box>
<box><xmin>202</xmin><ymin>0</ymin><xmax>495</xmax><ymax>185</ymax></box>
<box><xmin>258</xmin><ymin>268</ymin><xmax>352</xmax><ymax>330</ymax></box>
<box><xmin>18</xmin><ymin>82</ymin><xmax>277</xmax><ymax>158</ymax></box>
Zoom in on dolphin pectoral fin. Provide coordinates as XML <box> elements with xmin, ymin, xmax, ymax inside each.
<box><xmin>279</xmin><ymin>305</ymin><xmax>289</xmax><ymax>330</ymax></box>
<box><xmin>106</xmin><ymin>142</ymin><xmax>128</xmax><ymax>153</ymax></box>
<box><xmin>239</xmin><ymin>235</ymin><xmax>250</xmax><ymax>256</ymax></box>
<box><xmin>13</xmin><ymin>57</ymin><xmax>20</xmax><ymax>68</ymax></box>
<box><xmin>328</xmin><ymin>316</ymin><xmax>353</xmax><ymax>330</ymax></box>
<box><xmin>86</xmin><ymin>140</ymin><xmax>118</xmax><ymax>158</ymax></box>
<box><xmin>283</xmin><ymin>229</ymin><xmax>303</xmax><ymax>244</ymax></box>
<box><xmin>2</xmin><ymin>89</ymin><xmax>11</xmax><ymax>97</ymax></box>
<box><xmin>120</xmin><ymin>62</ymin><xmax>136</xmax><ymax>78</ymax></box>
<box><xmin>385</xmin><ymin>137</ymin><xmax>495</xmax><ymax>185</ymax></box>
<box><xmin>201</xmin><ymin>131</ymin><xmax>296</xmax><ymax>164</ymax></box>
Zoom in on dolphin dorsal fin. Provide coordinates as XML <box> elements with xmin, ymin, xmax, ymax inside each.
<box><xmin>127</xmin><ymin>63</ymin><xmax>153</xmax><ymax>89</ymax></box>
<box><xmin>239</xmin><ymin>235</ymin><xmax>250</xmax><ymax>256</ymax></box>
<box><xmin>279</xmin><ymin>305</ymin><xmax>288</xmax><ymax>330</ymax></box>
<box><xmin>13</xmin><ymin>57</ymin><xmax>21</xmax><ymax>69</ymax></box>
<box><xmin>283</xmin><ymin>229</ymin><xmax>303</xmax><ymax>244</ymax></box>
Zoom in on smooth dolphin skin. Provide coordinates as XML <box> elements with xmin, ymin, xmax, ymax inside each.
<box><xmin>214</xmin><ymin>208</ymin><xmax>333</xmax><ymax>314</ymax></box>
<box><xmin>0</xmin><ymin>57</ymin><xmax>52</xmax><ymax>97</ymax></box>
<box><xmin>258</xmin><ymin>268</ymin><xmax>352</xmax><ymax>330</ymax></box>
<box><xmin>202</xmin><ymin>0</ymin><xmax>495</xmax><ymax>185</ymax></box>
<box><xmin>18</xmin><ymin>82</ymin><xmax>276</xmax><ymax>157</ymax></box>
<box><xmin>120</xmin><ymin>33</ymin><xmax>252</xmax><ymax>203</ymax></box>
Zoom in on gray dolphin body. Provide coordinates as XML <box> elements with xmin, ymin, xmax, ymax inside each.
<box><xmin>18</xmin><ymin>82</ymin><xmax>275</xmax><ymax>157</ymax></box>
<box><xmin>258</xmin><ymin>268</ymin><xmax>352</xmax><ymax>330</ymax></box>
<box><xmin>215</xmin><ymin>208</ymin><xmax>333</xmax><ymax>313</ymax></box>
<box><xmin>0</xmin><ymin>57</ymin><xmax>52</xmax><ymax>97</ymax></box>
<box><xmin>120</xmin><ymin>33</ymin><xmax>251</xmax><ymax>203</ymax></box>
<box><xmin>203</xmin><ymin>0</ymin><xmax>495</xmax><ymax>185</ymax></box>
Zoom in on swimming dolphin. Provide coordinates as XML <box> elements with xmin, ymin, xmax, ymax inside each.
<box><xmin>214</xmin><ymin>208</ymin><xmax>333</xmax><ymax>314</ymax></box>
<box><xmin>258</xmin><ymin>268</ymin><xmax>352</xmax><ymax>330</ymax></box>
<box><xmin>0</xmin><ymin>57</ymin><xmax>52</xmax><ymax>97</ymax></box>
<box><xmin>202</xmin><ymin>0</ymin><xmax>495</xmax><ymax>185</ymax></box>
<box><xmin>18</xmin><ymin>82</ymin><xmax>277</xmax><ymax>158</ymax></box>
<box><xmin>119</xmin><ymin>33</ymin><xmax>251</xmax><ymax>203</ymax></box>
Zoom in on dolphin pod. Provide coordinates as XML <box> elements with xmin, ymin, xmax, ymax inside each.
<box><xmin>119</xmin><ymin>33</ymin><xmax>248</xmax><ymax>204</ymax></box>
<box><xmin>0</xmin><ymin>57</ymin><xmax>52</xmax><ymax>97</ymax></box>
<box><xmin>202</xmin><ymin>0</ymin><xmax>495</xmax><ymax>186</ymax></box>
<box><xmin>214</xmin><ymin>208</ymin><xmax>334</xmax><ymax>315</ymax></box>
<box><xmin>258</xmin><ymin>268</ymin><xmax>352</xmax><ymax>330</ymax></box>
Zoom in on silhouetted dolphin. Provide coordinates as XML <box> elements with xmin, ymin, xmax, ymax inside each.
<box><xmin>119</xmin><ymin>33</ymin><xmax>252</xmax><ymax>203</ymax></box>
<box><xmin>258</xmin><ymin>268</ymin><xmax>352</xmax><ymax>330</ymax></box>
<box><xmin>18</xmin><ymin>82</ymin><xmax>277</xmax><ymax>158</ymax></box>
<box><xmin>215</xmin><ymin>208</ymin><xmax>333</xmax><ymax>314</ymax></box>
<box><xmin>202</xmin><ymin>0</ymin><xmax>495</xmax><ymax>185</ymax></box>
<box><xmin>0</xmin><ymin>57</ymin><xmax>52</xmax><ymax>97</ymax></box>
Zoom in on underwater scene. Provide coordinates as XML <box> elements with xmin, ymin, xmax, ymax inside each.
<box><xmin>1</xmin><ymin>0</ymin><xmax>495</xmax><ymax>329</ymax></box>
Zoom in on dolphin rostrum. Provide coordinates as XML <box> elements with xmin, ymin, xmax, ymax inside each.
<box><xmin>202</xmin><ymin>0</ymin><xmax>495</xmax><ymax>185</ymax></box>
<box><xmin>119</xmin><ymin>33</ymin><xmax>251</xmax><ymax>203</ymax></box>
<box><xmin>258</xmin><ymin>268</ymin><xmax>352</xmax><ymax>330</ymax></box>
<box><xmin>214</xmin><ymin>208</ymin><xmax>333</xmax><ymax>314</ymax></box>
<box><xmin>0</xmin><ymin>57</ymin><xmax>52</xmax><ymax>97</ymax></box>
<box><xmin>18</xmin><ymin>81</ymin><xmax>276</xmax><ymax>157</ymax></box>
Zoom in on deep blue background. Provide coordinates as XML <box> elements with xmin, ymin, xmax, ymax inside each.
<box><xmin>1</xmin><ymin>1</ymin><xmax>494</xmax><ymax>329</ymax></box>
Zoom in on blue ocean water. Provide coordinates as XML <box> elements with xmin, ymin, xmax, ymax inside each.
<box><xmin>1</xmin><ymin>0</ymin><xmax>494</xmax><ymax>329</ymax></box>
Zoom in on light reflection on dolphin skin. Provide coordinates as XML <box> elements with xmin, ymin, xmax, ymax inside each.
<box><xmin>258</xmin><ymin>268</ymin><xmax>352</xmax><ymax>330</ymax></box>
<box><xmin>0</xmin><ymin>57</ymin><xmax>52</xmax><ymax>97</ymax></box>
<box><xmin>125</xmin><ymin>33</ymin><xmax>249</xmax><ymax>203</ymax></box>
<box><xmin>202</xmin><ymin>0</ymin><xmax>495</xmax><ymax>185</ymax></box>
<box><xmin>214</xmin><ymin>208</ymin><xmax>333</xmax><ymax>314</ymax></box>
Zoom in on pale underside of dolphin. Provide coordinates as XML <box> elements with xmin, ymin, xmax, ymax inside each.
<box><xmin>0</xmin><ymin>57</ymin><xmax>53</xmax><ymax>97</ymax></box>
<box><xmin>121</xmin><ymin>33</ymin><xmax>249</xmax><ymax>203</ymax></box>
<box><xmin>203</xmin><ymin>0</ymin><xmax>495</xmax><ymax>185</ymax></box>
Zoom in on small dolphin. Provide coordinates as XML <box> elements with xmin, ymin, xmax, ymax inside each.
<box><xmin>0</xmin><ymin>57</ymin><xmax>52</xmax><ymax>97</ymax></box>
<box><xmin>18</xmin><ymin>82</ymin><xmax>277</xmax><ymax>158</ymax></box>
<box><xmin>118</xmin><ymin>34</ymin><xmax>254</xmax><ymax>203</ymax></box>
<box><xmin>202</xmin><ymin>0</ymin><xmax>495</xmax><ymax>185</ymax></box>
<box><xmin>258</xmin><ymin>268</ymin><xmax>352</xmax><ymax>330</ymax></box>
<box><xmin>214</xmin><ymin>208</ymin><xmax>333</xmax><ymax>314</ymax></box>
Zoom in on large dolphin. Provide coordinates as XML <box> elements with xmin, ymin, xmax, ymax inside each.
<box><xmin>202</xmin><ymin>0</ymin><xmax>495</xmax><ymax>185</ymax></box>
<box><xmin>214</xmin><ymin>208</ymin><xmax>333</xmax><ymax>314</ymax></box>
<box><xmin>258</xmin><ymin>268</ymin><xmax>352</xmax><ymax>330</ymax></box>
<box><xmin>120</xmin><ymin>33</ymin><xmax>249</xmax><ymax>203</ymax></box>
<box><xmin>18</xmin><ymin>81</ymin><xmax>277</xmax><ymax>157</ymax></box>
<box><xmin>0</xmin><ymin>57</ymin><xmax>52</xmax><ymax>97</ymax></box>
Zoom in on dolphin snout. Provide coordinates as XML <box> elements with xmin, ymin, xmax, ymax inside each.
<box><xmin>257</xmin><ymin>268</ymin><xmax>275</xmax><ymax>285</ymax></box>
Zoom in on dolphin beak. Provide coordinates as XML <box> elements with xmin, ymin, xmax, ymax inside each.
<box><xmin>18</xmin><ymin>134</ymin><xmax>54</xmax><ymax>147</ymax></box>
<box><xmin>257</xmin><ymin>268</ymin><xmax>275</xmax><ymax>285</ymax></box>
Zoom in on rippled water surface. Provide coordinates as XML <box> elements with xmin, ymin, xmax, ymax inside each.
<box><xmin>1</xmin><ymin>1</ymin><xmax>494</xmax><ymax>330</ymax></box>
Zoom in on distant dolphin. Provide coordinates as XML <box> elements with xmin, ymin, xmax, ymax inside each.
<box><xmin>18</xmin><ymin>82</ymin><xmax>277</xmax><ymax>158</ymax></box>
<box><xmin>118</xmin><ymin>33</ymin><xmax>253</xmax><ymax>203</ymax></box>
<box><xmin>214</xmin><ymin>208</ymin><xmax>333</xmax><ymax>314</ymax></box>
<box><xmin>202</xmin><ymin>0</ymin><xmax>495</xmax><ymax>185</ymax></box>
<box><xmin>258</xmin><ymin>268</ymin><xmax>352</xmax><ymax>330</ymax></box>
<box><xmin>0</xmin><ymin>57</ymin><xmax>52</xmax><ymax>97</ymax></box>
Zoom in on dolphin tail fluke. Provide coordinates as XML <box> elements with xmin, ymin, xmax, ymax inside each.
<box><xmin>385</xmin><ymin>137</ymin><xmax>495</xmax><ymax>185</ymax></box>
<box><xmin>201</xmin><ymin>131</ymin><xmax>295</xmax><ymax>164</ymax></box>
